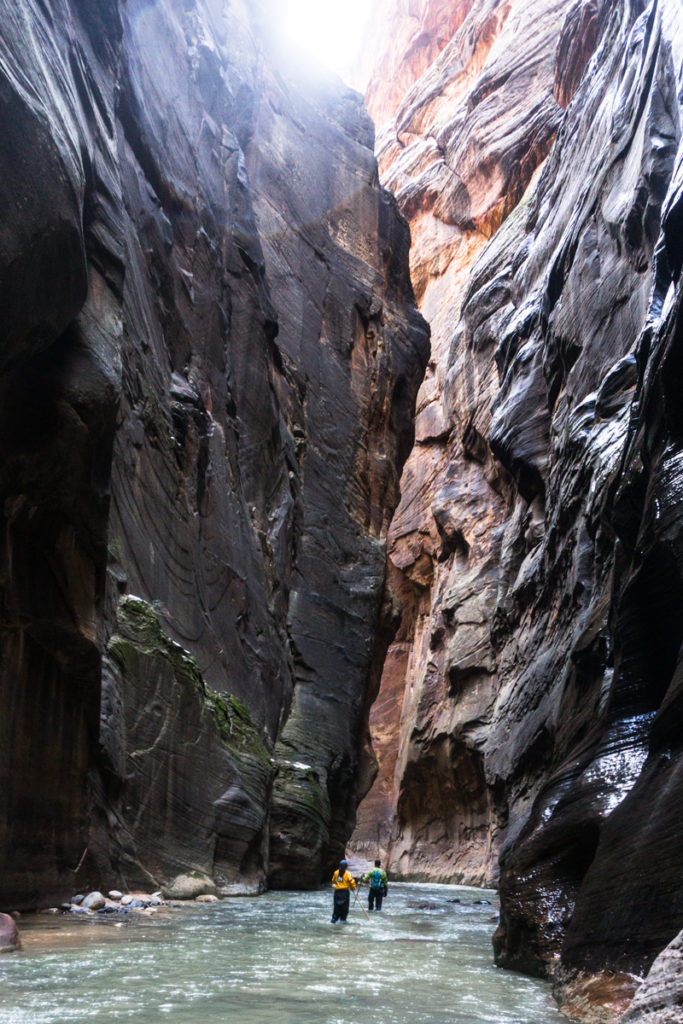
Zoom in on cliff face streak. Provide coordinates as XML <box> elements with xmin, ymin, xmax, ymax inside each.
<box><xmin>353</xmin><ymin>0</ymin><xmax>683</xmax><ymax>1005</ymax></box>
<box><xmin>0</xmin><ymin>0</ymin><xmax>428</xmax><ymax>906</ymax></box>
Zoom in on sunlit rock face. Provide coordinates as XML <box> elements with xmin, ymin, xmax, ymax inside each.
<box><xmin>0</xmin><ymin>0</ymin><xmax>428</xmax><ymax>906</ymax></box>
<box><xmin>354</xmin><ymin>0</ymin><xmax>683</xmax><ymax>1002</ymax></box>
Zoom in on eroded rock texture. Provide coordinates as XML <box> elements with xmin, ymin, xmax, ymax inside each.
<box><xmin>0</xmin><ymin>0</ymin><xmax>428</xmax><ymax>907</ymax></box>
<box><xmin>352</xmin><ymin>0</ymin><xmax>683</xmax><ymax>1006</ymax></box>
<box><xmin>620</xmin><ymin>930</ymin><xmax>683</xmax><ymax>1024</ymax></box>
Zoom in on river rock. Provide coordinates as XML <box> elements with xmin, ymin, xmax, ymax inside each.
<box><xmin>81</xmin><ymin>892</ymin><xmax>106</xmax><ymax>911</ymax></box>
<box><xmin>162</xmin><ymin>874</ymin><xmax>219</xmax><ymax>901</ymax></box>
<box><xmin>108</xmin><ymin>890</ymin><xmax>123</xmax><ymax>901</ymax></box>
<box><xmin>0</xmin><ymin>913</ymin><xmax>21</xmax><ymax>953</ymax></box>
<box><xmin>195</xmin><ymin>894</ymin><xmax>220</xmax><ymax>904</ymax></box>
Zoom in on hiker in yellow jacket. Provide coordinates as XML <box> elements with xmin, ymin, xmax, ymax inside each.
<box><xmin>330</xmin><ymin>859</ymin><xmax>356</xmax><ymax>923</ymax></box>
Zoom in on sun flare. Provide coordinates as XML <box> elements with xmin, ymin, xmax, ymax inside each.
<box><xmin>276</xmin><ymin>0</ymin><xmax>376</xmax><ymax>80</ymax></box>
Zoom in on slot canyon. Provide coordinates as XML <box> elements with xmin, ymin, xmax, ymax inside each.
<box><xmin>2</xmin><ymin>0</ymin><xmax>683</xmax><ymax>1019</ymax></box>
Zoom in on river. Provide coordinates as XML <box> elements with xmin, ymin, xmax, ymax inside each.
<box><xmin>2</xmin><ymin>882</ymin><xmax>567</xmax><ymax>1023</ymax></box>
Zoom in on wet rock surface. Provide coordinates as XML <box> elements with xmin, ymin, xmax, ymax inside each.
<box><xmin>0</xmin><ymin>912</ymin><xmax>21</xmax><ymax>953</ymax></box>
<box><xmin>0</xmin><ymin>0</ymin><xmax>428</xmax><ymax>908</ymax></box>
<box><xmin>620</xmin><ymin>930</ymin><xmax>683</xmax><ymax>1024</ymax></box>
<box><xmin>352</xmin><ymin>0</ymin><xmax>683</xmax><ymax>1010</ymax></box>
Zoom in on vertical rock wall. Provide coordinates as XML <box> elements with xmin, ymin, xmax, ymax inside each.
<box><xmin>353</xmin><ymin>0</ymin><xmax>683</xmax><ymax>1004</ymax></box>
<box><xmin>0</xmin><ymin>0</ymin><xmax>428</xmax><ymax>907</ymax></box>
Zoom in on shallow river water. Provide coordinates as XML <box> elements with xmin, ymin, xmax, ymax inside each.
<box><xmin>2</xmin><ymin>883</ymin><xmax>567</xmax><ymax>1024</ymax></box>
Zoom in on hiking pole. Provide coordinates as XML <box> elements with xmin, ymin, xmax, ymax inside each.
<box><xmin>353</xmin><ymin>883</ymin><xmax>370</xmax><ymax>921</ymax></box>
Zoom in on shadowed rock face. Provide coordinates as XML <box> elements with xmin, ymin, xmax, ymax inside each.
<box><xmin>0</xmin><ymin>0</ymin><xmax>428</xmax><ymax>907</ymax></box>
<box><xmin>352</xmin><ymin>0</ymin><xmax>683</xmax><ymax>1006</ymax></box>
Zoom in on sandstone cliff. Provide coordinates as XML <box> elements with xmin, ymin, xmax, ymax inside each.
<box><xmin>0</xmin><ymin>0</ymin><xmax>428</xmax><ymax>908</ymax></box>
<box><xmin>352</xmin><ymin>0</ymin><xmax>683</xmax><ymax>1008</ymax></box>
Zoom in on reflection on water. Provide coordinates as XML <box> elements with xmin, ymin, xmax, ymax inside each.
<box><xmin>1</xmin><ymin>883</ymin><xmax>567</xmax><ymax>1024</ymax></box>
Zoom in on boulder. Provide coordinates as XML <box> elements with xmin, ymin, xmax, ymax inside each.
<box><xmin>81</xmin><ymin>891</ymin><xmax>106</xmax><ymax>911</ymax></box>
<box><xmin>161</xmin><ymin>874</ymin><xmax>219</xmax><ymax>901</ymax></box>
<box><xmin>0</xmin><ymin>913</ymin><xmax>21</xmax><ymax>953</ymax></box>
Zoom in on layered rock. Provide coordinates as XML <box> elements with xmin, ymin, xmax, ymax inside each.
<box><xmin>0</xmin><ymin>0</ymin><xmax>428</xmax><ymax>907</ymax></box>
<box><xmin>620</xmin><ymin>930</ymin><xmax>683</xmax><ymax>1024</ymax></box>
<box><xmin>353</xmin><ymin>0</ymin><xmax>683</xmax><ymax>1009</ymax></box>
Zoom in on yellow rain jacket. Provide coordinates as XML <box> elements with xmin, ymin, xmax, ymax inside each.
<box><xmin>331</xmin><ymin>869</ymin><xmax>356</xmax><ymax>890</ymax></box>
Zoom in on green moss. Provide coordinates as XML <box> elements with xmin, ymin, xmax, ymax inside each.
<box><xmin>107</xmin><ymin>536</ymin><xmax>122</xmax><ymax>561</ymax></box>
<box><xmin>138</xmin><ymin>371</ymin><xmax>173</xmax><ymax>447</ymax></box>
<box><xmin>272</xmin><ymin>758</ymin><xmax>330</xmax><ymax>828</ymax></box>
<box><xmin>204</xmin><ymin>688</ymin><xmax>270</xmax><ymax>765</ymax></box>
<box><xmin>108</xmin><ymin>596</ymin><xmax>203</xmax><ymax>689</ymax></box>
<box><xmin>108</xmin><ymin>596</ymin><xmax>272</xmax><ymax>770</ymax></box>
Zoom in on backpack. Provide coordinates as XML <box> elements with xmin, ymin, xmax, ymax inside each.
<box><xmin>370</xmin><ymin>869</ymin><xmax>384</xmax><ymax>891</ymax></box>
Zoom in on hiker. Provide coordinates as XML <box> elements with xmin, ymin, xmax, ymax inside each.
<box><xmin>330</xmin><ymin>859</ymin><xmax>357</xmax><ymax>923</ymax></box>
<box><xmin>362</xmin><ymin>859</ymin><xmax>388</xmax><ymax>911</ymax></box>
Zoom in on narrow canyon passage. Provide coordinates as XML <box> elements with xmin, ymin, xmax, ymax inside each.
<box><xmin>3</xmin><ymin>0</ymin><xmax>683</xmax><ymax>1020</ymax></box>
<box><xmin>3</xmin><ymin>885</ymin><xmax>565</xmax><ymax>1024</ymax></box>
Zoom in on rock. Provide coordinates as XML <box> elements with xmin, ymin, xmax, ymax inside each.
<box><xmin>352</xmin><ymin>0</ymin><xmax>683</xmax><ymax>1010</ymax></box>
<box><xmin>621</xmin><ymin>931</ymin><xmax>683</xmax><ymax>1023</ymax></box>
<box><xmin>71</xmin><ymin>895</ymin><xmax>84</xmax><ymax>906</ymax></box>
<box><xmin>108</xmin><ymin>890</ymin><xmax>123</xmax><ymax>901</ymax></box>
<box><xmin>162</xmin><ymin>874</ymin><xmax>219</xmax><ymax>901</ymax></box>
<box><xmin>81</xmin><ymin>892</ymin><xmax>106</xmax><ymax>911</ymax></box>
<box><xmin>218</xmin><ymin>882</ymin><xmax>264</xmax><ymax>898</ymax></box>
<box><xmin>0</xmin><ymin>0</ymin><xmax>427</xmax><ymax>910</ymax></box>
<box><xmin>195</xmin><ymin>894</ymin><xmax>220</xmax><ymax>904</ymax></box>
<box><xmin>120</xmin><ymin>895</ymin><xmax>134</xmax><ymax>907</ymax></box>
<box><xmin>0</xmin><ymin>913</ymin><xmax>21</xmax><ymax>953</ymax></box>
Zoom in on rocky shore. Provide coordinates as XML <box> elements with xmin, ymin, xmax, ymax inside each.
<box><xmin>1</xmin><ymin>872</ymin><xmax>248</xmax><ymax>954</ymax></box>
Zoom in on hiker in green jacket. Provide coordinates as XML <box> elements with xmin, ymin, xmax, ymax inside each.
<box><xmin>362</xmin><ymin>859</ymin><xmax>388</xmax><ymax>911</ymax></box>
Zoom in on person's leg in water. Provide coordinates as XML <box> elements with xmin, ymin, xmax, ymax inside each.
<box><xmin>369</xmin><ymin>888</ymin><xmax>383</xmax><ymax>911</ymax></box>
<box><xmin>332</xmin><ymin>888</ymin><xmax>350</xmax><ymax>923</ymax></box>
<box><xmin>338</xmin><ymin>889</ymin><xmax>350</xmax><ymax>922</ymax></box>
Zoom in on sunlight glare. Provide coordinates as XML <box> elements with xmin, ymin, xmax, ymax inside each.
<box><xmin>277</xmin><ymin>0</ymin><xmax>376</xmax><ymax>81</ymax></box>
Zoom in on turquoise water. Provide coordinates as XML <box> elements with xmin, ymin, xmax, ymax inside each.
<box><xmin>1</xmin><ymin>883</ymin><xmax>567</xmax><ymax>1023</ymax></box>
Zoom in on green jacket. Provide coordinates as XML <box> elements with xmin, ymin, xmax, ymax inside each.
<box><xmin>362</xmin><ymin>867</ymin><xmax>388</xmax><ymax>891</ymax></box>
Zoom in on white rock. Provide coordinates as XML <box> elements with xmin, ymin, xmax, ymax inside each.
<box><xmin>108</xmin><ymin>890</ymin><xmax>123</xmax><ymax>901</ymax></box>
<box><xmin>81</xmin><ymin>891</ymin><xmax>106</xmax><ymax>911</ymax></box>
<box><xmin>161</xmin><ymin>873</ymin><xmax>218</xmax><ymax>900</ymax></box>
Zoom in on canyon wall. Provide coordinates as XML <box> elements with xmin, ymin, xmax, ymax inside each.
<box><xmin>352</xmin><ymin>0</ymin><xmax>683</xmax><ymax>1006</ymax></box>
<box><xmin>0</xmin><ymin>0</ymin><xmax>428</xmax><ymax>908</ymax></box>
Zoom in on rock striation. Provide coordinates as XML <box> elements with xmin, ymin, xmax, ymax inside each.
<box><xmin>620</xmin><ymin>930</ymin><xmax>683</xmax><ymax>1024</ymax></box>
<box><xmin>0</xmin><ymin>0</ymin><xmax>428</xmax><ymax>908</ymax></box>
<box><xmin>352</xmin><ymin>0</ymin><xmax>683</xmax><ymax>1011</ymax></box>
